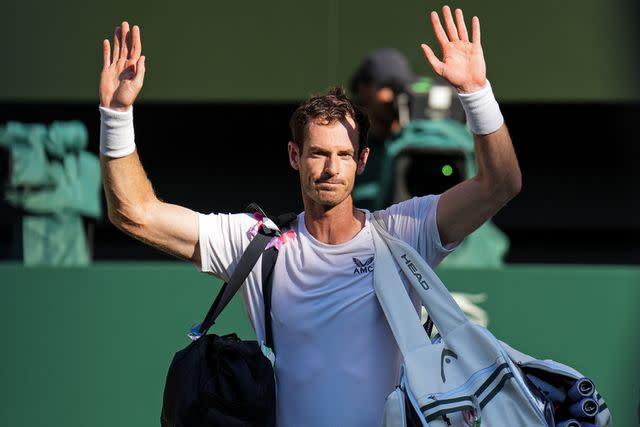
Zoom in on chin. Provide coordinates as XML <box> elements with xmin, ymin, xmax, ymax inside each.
<box><xmin>314</xmin><ymin>197</ymin><xmax>339</xmax><ymax>207</ymax></box>
<box><xmin>314</xmin><ymin>192</ymin><xmax>350</xmax><ymax>208</ymax></box>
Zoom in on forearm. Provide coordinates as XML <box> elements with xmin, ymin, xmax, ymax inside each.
<box><xmin>436</xmin><ymin>84</ymin><xmax>521</xmax><ymax>245</ymax></box>
<box><xmin>99</xmin><ymin>106</ymin><xmax>159</xmax><ymax>231</ymax></box>
<box><xmin>101</xmin><ymin>151</ymin><xmax>159</xmax><ymax>230</ymax></box>
<box><xmin>459</xmin><ymin>81</ymin><xmax>521</xmax><ymax>202</ymax></box>
<box><xmin>472</xmin><ymin>125</ymin><xmax>522</xmax><ymax>203</ymax></box>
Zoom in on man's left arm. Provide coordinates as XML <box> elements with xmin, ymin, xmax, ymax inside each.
<box><xmin>421</xmin><ymin>5</ymin><xmax>521</xmax><ymax>246</ymax></box>
<box><xmin>437</xmin><ymin>124</ymin><xmax>521</xmax><ymax>246</ymax></box>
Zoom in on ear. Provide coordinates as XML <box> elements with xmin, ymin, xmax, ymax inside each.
<box><xmin>288</xmin><ymin>141</ymin><xmax>300</xmax><ymax>170</ymax></box>
<box><xmin>356</xmin><ymin>147</ymin><xmax>370</xmax><ymax>175</ymax></box>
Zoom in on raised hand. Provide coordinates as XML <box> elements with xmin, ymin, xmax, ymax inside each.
<box><xmin>100</xmin><ymin>22</ymin><xmax>146</xmax><ymax>111</ymax></box>
<box><xmin>421</xmin><ymin>6</ymin><xmax>486</xmax><ymax>94</ymax></box>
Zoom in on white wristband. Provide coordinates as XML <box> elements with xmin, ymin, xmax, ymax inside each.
<box><xmin>99</xmin><ymin>106</ymin><xmax>136</xmax><ymax>158</ymax></box>
<box><xmin>457</xmin><ymin>80</ymin><xmax>504</xmax><ymax>135</ymax></box>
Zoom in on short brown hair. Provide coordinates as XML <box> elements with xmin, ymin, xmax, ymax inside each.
<box><xmin>289</xmin><ymin>87</ymin><xmax>370</xmax><ymax>155</ymax></box>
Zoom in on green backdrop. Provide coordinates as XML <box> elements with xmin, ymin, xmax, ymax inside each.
<box><xmin>2</xmin><ymin>0</ymin><xmax>639</xmax><ymax>102</ymax></box>
<box><xmin>0</xmin><ymin>263</ymin><xmax>638</xmax><ymax>426</ymax></box>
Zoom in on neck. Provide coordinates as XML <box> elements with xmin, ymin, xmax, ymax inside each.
<box><xmin>303</xmin><ymin>197</ymin><xmax>365</xmax><ymax>245</ymax></box>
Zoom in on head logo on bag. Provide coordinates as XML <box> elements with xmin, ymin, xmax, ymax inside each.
<box><xmin>400</xmin><ymin>253</ymin><xmax>430</xmax><ymax>290</ymax></box>
<box><xmin>440</xmin><ymin>348</ymin><xmax>458</xmax><ymax>383</ymax></box>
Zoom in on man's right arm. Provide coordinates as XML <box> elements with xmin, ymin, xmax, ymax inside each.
<box><xmin>100</xmin><ymin>21</ymin><xmax>202</xmax><ymax>266</ymax></box>
<box><xmin>101</xmin><ymin>151</ymin><xmax>201</xmax><ymax>265</ymax></box>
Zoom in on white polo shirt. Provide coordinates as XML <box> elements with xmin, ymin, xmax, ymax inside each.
<box><xmin>197</xmin><ymin>195</ymin><xmax>458</xmax><ymax>427</ymax></box>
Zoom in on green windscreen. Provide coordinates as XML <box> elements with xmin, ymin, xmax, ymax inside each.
<box><xmin>1</xmin><ymin>263</ymin><xmax>638</xmax><ymax>426</ymax></box>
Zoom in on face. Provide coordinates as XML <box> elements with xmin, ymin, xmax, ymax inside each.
<box><xmin>288</xmin><ymin>116</ymin><xmax>369</xmax><ymax>209</ymax></box>
<box><xmin>356</xmin><ymin>82</ymin><xmax>396</xmax><ymax>124</ymax></box>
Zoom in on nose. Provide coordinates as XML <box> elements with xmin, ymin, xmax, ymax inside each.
<box><xmin>324</xmin><ymin>154</ymin><xmax>340</xmax><ymax>176</ymax></box>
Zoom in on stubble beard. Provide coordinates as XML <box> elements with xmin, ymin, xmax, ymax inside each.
<box><xmin>303</xmin><ymin>178</ymin><xmax>354</xmax><ymax>210</ymax></box>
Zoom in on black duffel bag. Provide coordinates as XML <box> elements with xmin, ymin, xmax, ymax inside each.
<box><xmin>161</xmin><ymin>332</ymin><xmax>276</xmax><ymax>426</ymax></box>
<box><xmin>161</xmin><ymin>205</ymin><xmax>294</xmax><ymax>427</ymax></box>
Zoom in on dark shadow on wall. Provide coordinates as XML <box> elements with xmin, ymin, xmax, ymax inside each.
<box><xmin>0</xmin><ymin>101</ymin><xmax>638</xmax><ymax>264</ymax></box>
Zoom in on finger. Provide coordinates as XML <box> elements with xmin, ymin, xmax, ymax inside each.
<box><xmin>130</xmin><ymin>25</ymin><xmax>141</xmax><ymax>60</ymax></box>
<box><xmin>430</xmin><ymin>11</ymin><xmax>449</xmax><ymax>49</ymax></box>
<box><xmin>455</xmin><ymin>8</ymin><xmax>469</xmax><ymax>42</ymax></box>
<box><xmin>112</xmin><ymin>26</ymin><xmax>121</xmax><ymax>62</ymax></box>
<box><xmin>421</xmin><ymin>44</ymin><xmax>444</xmax><ymax>76</ymax></box>
<box><xmin>442</xmin><ymin>5</ymin><xmax>459</xmax><ymax>41</ymax></box>
<box><xmin>102</xmin><ymin>39</ymin><xmax>110</xmax><ymax>68</ymax></box>
<box><xmin>120</xmin><ymin>21</ymin><xmax>130</xmax><ymax>61</ymax></box>
<box><xmin>471</xmin><ymin>16</ymin><xmax>481</xmax><ymax>44</ymax></box>
<box><xmin>133</xmin><ymin>55</ymin><xmax>146</xmax><ymax>87</ymax></box>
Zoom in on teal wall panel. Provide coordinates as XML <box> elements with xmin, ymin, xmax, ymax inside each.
<box><xmin>0</xmin><ymin>263</ymin><xmax>638</xmax><ymax>426</ymax></box>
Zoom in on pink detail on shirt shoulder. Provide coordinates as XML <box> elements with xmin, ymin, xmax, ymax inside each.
<box><xmin>247</xmin><ymin>213</ymin><xmax>296</xmax><ymax>251</ymax></box>
<box><xmin>247</xmin><ymin>213</ymin><xmax>265</xmax><ymax>240</ymax></box>
<box><xmin>266</xmin><ymin>229</ymin><xmax>296</xmax><ymax>251</ymax></box>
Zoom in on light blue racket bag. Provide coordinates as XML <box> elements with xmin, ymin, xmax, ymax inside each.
<box><xmin>370</xmin><ymin>213</ymin><xmax>612</xmax><ymax>427</ymax></box>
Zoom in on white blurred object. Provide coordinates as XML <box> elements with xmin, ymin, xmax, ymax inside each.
<box><xmin>421</xmin><ymin>292</ymin><xmax>488</xmax><ymax>330</ymax></box>
<box><xmin>428</xmin><ymin>85</ymin><xmax>453</xmax><ymax>110</ymax></box>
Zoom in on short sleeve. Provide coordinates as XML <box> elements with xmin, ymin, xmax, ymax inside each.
<box><xmin>195</xmin><ymin>212</ymin><xmax>258</xmax><ymax>281</ymax></box>
<box><xmin>378</xmin><ymin>194</ymin><xmax>462</xmax><ymax>268</ymax></box>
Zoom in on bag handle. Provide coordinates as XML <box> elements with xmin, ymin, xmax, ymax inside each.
<box><xmin>371</xmin><ymin>211</ymin><xmax>468</xmax><ymax>339</ymax></box>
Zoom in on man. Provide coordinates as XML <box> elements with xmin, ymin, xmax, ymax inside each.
<box><xmin>350</xmin><ymin>47</ymin><xmax>412</xmax><ymax>146</ymax></box>
<box><xmin>349</xmin><ymin>47</ymin><xmax>414</xmax><ymax>207</ymax></box>
<box><xmin>98</xmin><ymin>5</ymin><xmax>521</xmax><ymax>426</ymax></box>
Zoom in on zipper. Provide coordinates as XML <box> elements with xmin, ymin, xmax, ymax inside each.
<box><xmin>521</xmin><ymin>360</ymin><xmax>581</xmax><ymax>381</ymax></box>
<box><xmin>479</xmin><ymin>329</ymin><xmax>549</xmax><ymax>424</ymax></box>
<box><xmin>424</xmin><ymin>360</ymin><xmax>501</xmax><ymax>401</ymax></box>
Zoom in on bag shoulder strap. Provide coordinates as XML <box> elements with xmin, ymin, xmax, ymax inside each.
<box><xmin>197</xmin><ymin>203</ymin><xmax>295</xmax><ymax>338</ymax></box>
<box><xmin>197</xmin><ymin>227</ymin><xmax>272</xmax><ymax>336</ymax></box>
<box><xmin>261</xmin><ymin>210</ymin><xmax>296</xmax><ymax>351</ymax></box>
<box><xmin>372</xmin><ymin>213</ymin><xmax>436</xmax><ymax>337</ymax></box>
<box><xmin>370</xmin><ymin>211</ymin><xmax>467</xmax><ymax>339</ymax></box>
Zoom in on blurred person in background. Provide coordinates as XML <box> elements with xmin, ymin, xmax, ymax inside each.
<box><xmin>98</xmin><ymin>5</ymin><xmax>520</xmax><ymax>426</ymax></box>
<box><xmin>350</xmin><ymin>47</ymin><xmax>412</xmax><ymax>195</ymax></box>
<box><xmin>350</xmin><ymin>48</ymin><xmax>465</xmax><ymax>192</ymax></box>
<box><xmin>350</xmin><ymin>48</ymin><xmax>412</xmax><ymax>150</ymax></box>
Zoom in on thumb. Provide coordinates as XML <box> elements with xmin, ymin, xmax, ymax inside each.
<box><xmin>133</xmin><ymin>55</ymin><xmax>146</xmax><ymax>87</ymax></box>
<box><xmin>420</xmin><ymin>44</ymin><xmax>444</xmax><ymax>76</ymax></box>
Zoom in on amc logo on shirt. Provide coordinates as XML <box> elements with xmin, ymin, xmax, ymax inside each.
<box><xmin>352</xmin><ymin>257</ymin><xmax>374</xmax><ymax>275</ymax></box>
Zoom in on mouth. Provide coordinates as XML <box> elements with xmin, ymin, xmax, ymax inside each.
<box><xmin>316</xmin><ymin>181</ymin><xmax>342</xmax><ymax>187</ymax></box>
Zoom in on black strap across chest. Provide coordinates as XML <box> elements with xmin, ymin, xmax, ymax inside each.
<box><xmin>197</xmin><ymin>205</ymin><xmax>295</xmax><ymax>352</ymax></box>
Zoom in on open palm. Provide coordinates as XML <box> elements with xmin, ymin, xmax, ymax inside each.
<box><xmin>99</xmin><ymin>22</ymin><xmax>146</xmax><ymax>111</ymax></box>
<box><xmin>421</xmin><ymin>6</ymin><xmax>486</xmax><ymax>94</ymax></box>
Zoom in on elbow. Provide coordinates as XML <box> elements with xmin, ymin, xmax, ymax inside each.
<box><xmin>499</xmin><ymin>173</ymin><xmax>522</xmax><ymax>206</ymax></box>
<box><xmin>507</xmin><ymin>171</ymin><xmax>522</xmax><ymax>199</ymax></box>
<box><xmin>479</xmin><ymin>171</ymin><xmax>522</xmax><ymax>206</ymax></box>
<box><xmin>107</xmin><ymin>208</ymin><xmax>127</xmax><ymax>231</ymax></box>
<box><xmin>107</xmin><ymin>203</ymin><xmax>153</xmax><ymax>237</ymax></box>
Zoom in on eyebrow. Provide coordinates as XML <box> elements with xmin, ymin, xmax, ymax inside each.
<box><xmin>307</xmin><ymin>146</ymin><xmax>355</xmax><ymax>155</ymax></box>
